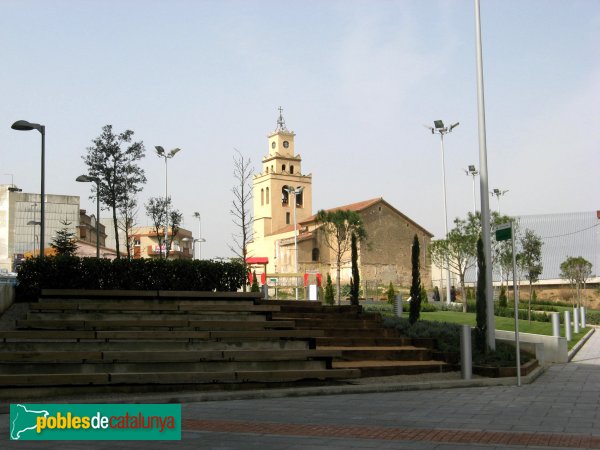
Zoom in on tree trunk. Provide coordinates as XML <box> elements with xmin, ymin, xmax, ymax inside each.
<box><xmin>460</xmin><ymin>274</ymin><xmax>467</xmax><ymax>313</ymax></box>
<box><xmin>528</xmin><ymin>280</ymin><xmax>532</xmax><ymax>323</ymax></box>
<box><xmin>336</xmin><ymin>263</ymin><xmax>341</xmax><ymax>306</ymax></box>
<box><xmin>112</xmin><ymin>205</ymin><xmax>120</xmax><ymax>259</ymax></box>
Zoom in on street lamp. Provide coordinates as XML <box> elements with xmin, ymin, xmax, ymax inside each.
<box><xmin>193</xmin><ymin>212</ymin><xmax>205</xmax><ymax>260</ymax></box>
<box><xmin>464</xmin><ymin>165</ymin><xmax>479</xmax><ymax>214</ymax></box>
<box><xmin>27</xmin><ymin>220</ymin><xmax>41</xmax><ymax>257</ymax></box>
<box><xmin>76</xmin><ymin>175</ymin><xmax>101</xmax><ymax>258</ymax></box>
<box><xmin>12</xmin><ymin>120</ymin><xmax>45</xmax><ymax>259</ymax></box>
<box><xmin>283</xmin><ymin>186</ymin><xmax>304</xmax><ymax>300</ymax></box>
<box><xmin>426</xmin><ymin>120</ymin><xmax>459</xmax><ymax>304</ymax></box>
<box><xmin>182</xmin><ymin>236</ymin><xmax>206</xmax><ymax>259</ymax></box>
<box><xmin>490</xmin><ymin>188</ymin><xmax>509</xmax><ymax>213</ymax></box>
<box><xmin>155</xmin><ymin>146</ymin><xmax>181</xmax><ymax>259</ymax></box>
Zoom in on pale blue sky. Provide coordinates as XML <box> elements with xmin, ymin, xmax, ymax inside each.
<box><xmin>1</xmin><ymin>0</ymin><xmax>599</xmax><ymax>259</ymax></box>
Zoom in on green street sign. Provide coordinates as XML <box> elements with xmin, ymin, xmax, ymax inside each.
<box><xmin>495</xmin><ymin>223</ymin><xmax>512</xmax><ymax>241</ymax></box>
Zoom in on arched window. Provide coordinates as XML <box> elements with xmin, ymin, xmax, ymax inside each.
<box><xmin>266</xmin><ymin>187</ymin><xmax>270</xmax><ymax>204</ymax></box>
<box><xmin>281</xmin><ymin>186</ymin><xmax>289</xmax><ymax>205</ymax></box>
<box><xmin>266</xmin><ymin>167</ymin><xmax>269</xmax><ymax>174</ymax></box>
<box><xmin>286</xmin><ymin>212</ymin><xmax>291</xmax><ymax>225</ymax></box>
<box><xmin>261</xmin><ymin>188</ymin><xmax>264</xmax><ymax>206</ymax></box>
<box><xmin>282</xmin><ymin>164</ymin><xmax>286</xmax><ymax>172</ymax></box>
<box><xmin>290</xmin><ymin>165</ymin><xmax>294</xmax><ymax>174</ymax></box>
<box><xmin>271</xmin><ymin>165</ymin><xmax>274</xmax><ymax>172</ymax></box>
<box><xmin>312</xmin><ymin>248</ymin><xmax>320</xmax><ymax>262</ymax></box>
<box><xmin>296</xmin><ymin>189</ymin><xmax>303</xmax><ymax>207</ymax></box>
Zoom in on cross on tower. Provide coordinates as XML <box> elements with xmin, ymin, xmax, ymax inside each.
<box><xmin>276</xmin><ymin>106</ymin><xmax>288</xmax><ymax>132</ymax></box>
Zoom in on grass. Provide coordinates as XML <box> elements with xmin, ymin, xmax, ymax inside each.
<box><xmin>420</xmin><ymin>311</ymin><xmax>590</xmax><ymax>350</ymax></box>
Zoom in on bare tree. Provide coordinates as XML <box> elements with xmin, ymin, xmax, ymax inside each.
<box><xmin>118</xmin><ymin>196</ymin><xmax>138</xmax><ymax>259</ymax></box>
<box><xmin>229</xmin><ymin>149</ymin><xmax>253</xmax><ymax>291</ymax></box>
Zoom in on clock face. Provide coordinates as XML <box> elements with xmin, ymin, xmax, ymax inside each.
<box><xmin>271</xmin><ymin>142</ymin><xmax>276</xmax><ymax>149</ymax></box>
<box><xmin>283</xmin><ymin>141</ymin><xmax>289</xmax><ymax>148</ymax></box>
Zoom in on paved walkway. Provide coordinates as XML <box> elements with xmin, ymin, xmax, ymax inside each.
<box><xmin>2</xmin><ymin>329</ymin><xmax>599</xmax><ymax>449</ymax></box>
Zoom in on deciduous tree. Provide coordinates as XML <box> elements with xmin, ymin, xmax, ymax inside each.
<box><xmin>560</xmin><ymin>256</ymin><xmax>593</xmax><ymax>308</ymax></box>
<box><xmin>316</xmin><ymin>210</ymin><xmax>366</xmax><ymax>305</ymax></box>
<box><xmin>230</xmin><ymin>150</ymin><xmax>253</xmax><ymax>292</ymax></box>
<box><xmin>518</xmin><ymin>229</ymin><xmax>543</xmax><ymax>322</ymax></box>
<box><xmin>83</xmin><ymin>125</ymin><xmax>146</xmax><ymax>258</ymax></box>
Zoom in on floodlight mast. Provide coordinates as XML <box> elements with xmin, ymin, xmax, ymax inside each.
<box><xmin>428</xmin><ymin>120</ymin><xmax>459</xmax><ymax>304</ymax></box>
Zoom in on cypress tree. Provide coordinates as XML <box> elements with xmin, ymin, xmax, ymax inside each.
<box><xmin>349</xmin><ymin>233</ymin><xmax>360</xmax><ymax>306</ymax></box>
<box><xmin>324</xmin><ymin>274</ymin><xmax>335</xmax><ymax>305</ymax></box>
<box><xmin>409</xmin><ymin>234</ymin><xmax>421</xmax><ymax>325</ymax></box>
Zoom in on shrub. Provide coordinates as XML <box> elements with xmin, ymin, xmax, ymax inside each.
<box><xmin>16</xmin><ymin>256</ymin><xmax>246</xmax><ymax>301</ymax></box>
<box><xmin>250</xmin><ymin>270</ymin><xmax>260</xmax><ymax>292</ymax></box>
<box><xmin>324</xmin><ymin>274</ymin><xmax>334</xmax><ymax>305</ymax></box>
<box><xmin>420</xmin><ymin>287</ymin><xmax>428</xmax><ymax>304</ymax></box>
<box><xmin>386</xmin><ymin>282</ymin><xmax>396</xmax><ymax>304</ymax></box>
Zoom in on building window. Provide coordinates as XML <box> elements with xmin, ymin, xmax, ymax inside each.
<box><xmin>266</xmin><ymin>187</ymin><xmax>270</xmax><ymax>204</ymax></box>
<box><xmin>281</xmin><ymin>186</ymin><xmax>289</xmax><ymax>205</ymax></box>
<box><xmin>261</xmin><ymin>188</ymin><xmax>264</xmax><ymax>206</ymax></box>
<box><xmin>296</xmin><ymin>189</ymin><xmax>303</xmax><ymax>207</ymax></box>
<box><xmin>282</xmin><ymin>164</ymin><xmax>286</xmax><ymax>172</ymax></box>
<box><xmin>286</xmin><ymin>212</ymin><xmax>291</xmax><ymax>225</ymax></box>
<box><xmin>266</xmin><ymin>167</ymin><xmax>269</xmax><ymax>174</ymax></box>
<box><xmin>134</xmin><ymin>239</ymin><xmax>141</xmax><ymax>246</ymax></box>
<box><xmin>312</xmin><ymin>248</ymin><xmax>320</xmax><ymax>262</ymax></box>
<box><xmin>271</xmin><ymin>165</ymin><xmax>274</xmax><ymax>172</ymax></box>
<box><xmin>290</xmin><ymin>165</ymin><xmax>294</xmax><ymax>174</ymax></box>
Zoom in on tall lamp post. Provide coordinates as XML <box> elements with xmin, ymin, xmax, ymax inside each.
<box><xmin>427</xmin><ymin>120</ymin><xmax>459</xmax><ymax>304</ymax></box>
<box><xmin>76</xmin><ymin>175</ymin><xmax>101</xmax><ymax>258</ymax></box>
<box><xmin>12</xmin><ymin>120</ymin><xmax>45</xmax><ymax>259</ymax></box>
<box><xmin>464</xmin><ymin>165</ymin><xmax>479</xmax><ymax>214</ymax></box>
<box><xmin>193</xmin><ymin>212</ymin><xmax>204</xmax><ymax>260</ymax></box>
<box><xmin>155</xmin><ymin>146</ymin><xmax>181</xmax><ymax>259</ymax></box>
<box><xmin>283</xmin><ymin>186</ymin><xmax>304</xmax><ymax>300</ymax></box>
<box><xmin>491</xmin><ymin>188</ymin><xmax>508</xmax><ymax>213</ymax></box>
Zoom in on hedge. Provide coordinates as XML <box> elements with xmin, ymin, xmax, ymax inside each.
<box><xmin>16</xmin><ymin>256</ymin><xmax>246</xmax><ymax>301</ymax></box>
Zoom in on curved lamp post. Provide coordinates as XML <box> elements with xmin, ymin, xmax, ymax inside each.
<box><xmin>426</xmin><ymin>120</ymin><xmax>459</xmax><ymax>304</ymax></box>
<box><xmin>155</xmin><ymin>146</ymin><xmax>181</xmax><ymax>259</ymax></box>
<box><xmin>76</xmin><ymin>175</ymin><xmax>101</xmax><ymax>258</ymax></box>
<box><xmin>12</xmin><ymin>120</ymin><xmax>45</xmax><ymax>258</ymax></box>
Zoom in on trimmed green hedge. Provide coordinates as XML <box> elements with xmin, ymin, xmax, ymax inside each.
<box><xmin>16</xmin><ymin>256</ymin><xmax>246</xmax><ymax>301</ymax></box>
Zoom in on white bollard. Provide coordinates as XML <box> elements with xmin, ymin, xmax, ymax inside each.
<box><xmin>573</xmin><ymin>307</ymin><xmax>580</xmax><ymax>334</ymax></box>
<box><xmin>580</xmin><ymin>306</ymin><xmax>586</xmax><ymax>328</ymax></box>
<box><xmin>460</xmin><ymin>325</ymin><xmax>472</xmax><ymax>380</ymax></box>
<box><xmin>551</xmin><ymin>312</ymin><xmax>560</xmax><ymax>337</ymax></box>
<box><xmin>564</xmin><ymin>310</ymin><xmax>572</xmax><ymax>341</ymax></box>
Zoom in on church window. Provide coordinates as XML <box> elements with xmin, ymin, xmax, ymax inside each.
<box><xmin>286</xmin><ymin>212</ymin><xmax>291</xmax><ymax>225</ymax></box>
<box><xmin>266</xmin><ymin>167</ymin><xmax>269</xmax><ymax>174</ymax></box>
<box><xmin>282</xmin><ymin>164</ymin><xmax>286</xmax><ymax>172</ymax></box>
<box><xmin>281</xmin><ymin>186</ymin><xmax>289</xmax><ymax>205</ymax></box>
<box><xmin>290</xmin><ymin>165</ymin><xmax>294</xmax><ymax>174</ymax></box>
<box><xmin>261</xmin><ymin>188</ymin><xmax>264</xmax><ymax>206</ymax></box>
<box><xmin>296</xmin><ymin>189</ymin><xmax>303</xmax><ymax>207</ymax></box>
<box><xmin>266</xmin><ymin>187</ymin><xmax>270</xmax><ymax>204</ymax></box>
<box><xmin>312</xmin><ymin>248</ymin><xmax>319</xmax><ymax>262</ymax></box>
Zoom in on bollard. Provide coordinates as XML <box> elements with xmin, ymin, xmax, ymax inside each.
<box><xmin>573</xmin><ymin>307</ymin><xmax>580</xmax><ymax>334</ymax></box>
<box><xmin>395</xmin><ymin>294</ymin><xmax>403</xmax><ymax>318</ymax></box>
<box><xmin>564</xmin><ymin>310</ymin><xmax>572</xmax><ymax>341</ymax></box>
<box><xmin>262</xmin><ymin>284</ymin><xmax>269</xmax><ymax>300</ymax></box>
<box><xmin>551</xmin><ymin>312</ymin><xmax>560</xmax><ymax>337</ymax></box>
<box><xmin>460</xmin><ymin>325</ymin><xmax>472</xmax><ymax>380</ymax></box>
<box><xmin>580</xmin><ymin>306</ymin><xmax>586</xmax><ymax>328</ymax></box>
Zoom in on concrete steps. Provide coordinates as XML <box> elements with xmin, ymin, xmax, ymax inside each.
<box><xmin>268</xmin><ymin>301</ymin><xmax>450</xmax><ymax>377</ymax></box>
<box><xmin>0</xmin><ymin>290</ymin><xmax>360</xmax><ymax>393</ymax></box>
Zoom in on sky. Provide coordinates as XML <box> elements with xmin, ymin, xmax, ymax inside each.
<box><xmin>1</xmin><ymin>0</ymin><xmax>599</xmax><ymax>260</ymax></box>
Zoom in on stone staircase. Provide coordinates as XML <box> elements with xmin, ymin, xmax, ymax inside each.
<box><xmin>267</xmin><ymin>300</ymin><xmax>451</xmax><ymax>377</ymax></box>
<box><xmin>0</xmin><ymin>290</ymin><xmax>359</xmax><ymax>398</ymax></box>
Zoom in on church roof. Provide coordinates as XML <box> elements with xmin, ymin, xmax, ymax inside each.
<box><xmin>300</xmin><ymin>197</ymin><xmax>434</xmax><ymax>237</ymax></box>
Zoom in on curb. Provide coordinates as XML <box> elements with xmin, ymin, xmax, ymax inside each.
<box><xmin>0</xmin><ymin>367</ymin><xmax>545</xmax><ymax>413</ymax></box>
<box><xmin>568</xmin><ymin>326</ymin><xmax>596</xmax><ymax>361</ymax></box>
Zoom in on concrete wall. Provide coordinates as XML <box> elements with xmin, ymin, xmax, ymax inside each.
<box><xmin>495</xmin><ymin>329</ymin><xmax>568</xmax><ymax>365</ymax></box>
<box><xmin>0</xmin><ymin>284</ymin><xmax>15</xmax><ymax>315</ymax></box>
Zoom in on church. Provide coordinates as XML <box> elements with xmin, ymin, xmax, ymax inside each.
<box><xmin>247</xmin><ymin>111</ymin><xmax>433</xmax><ymax>292</ymax></box>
